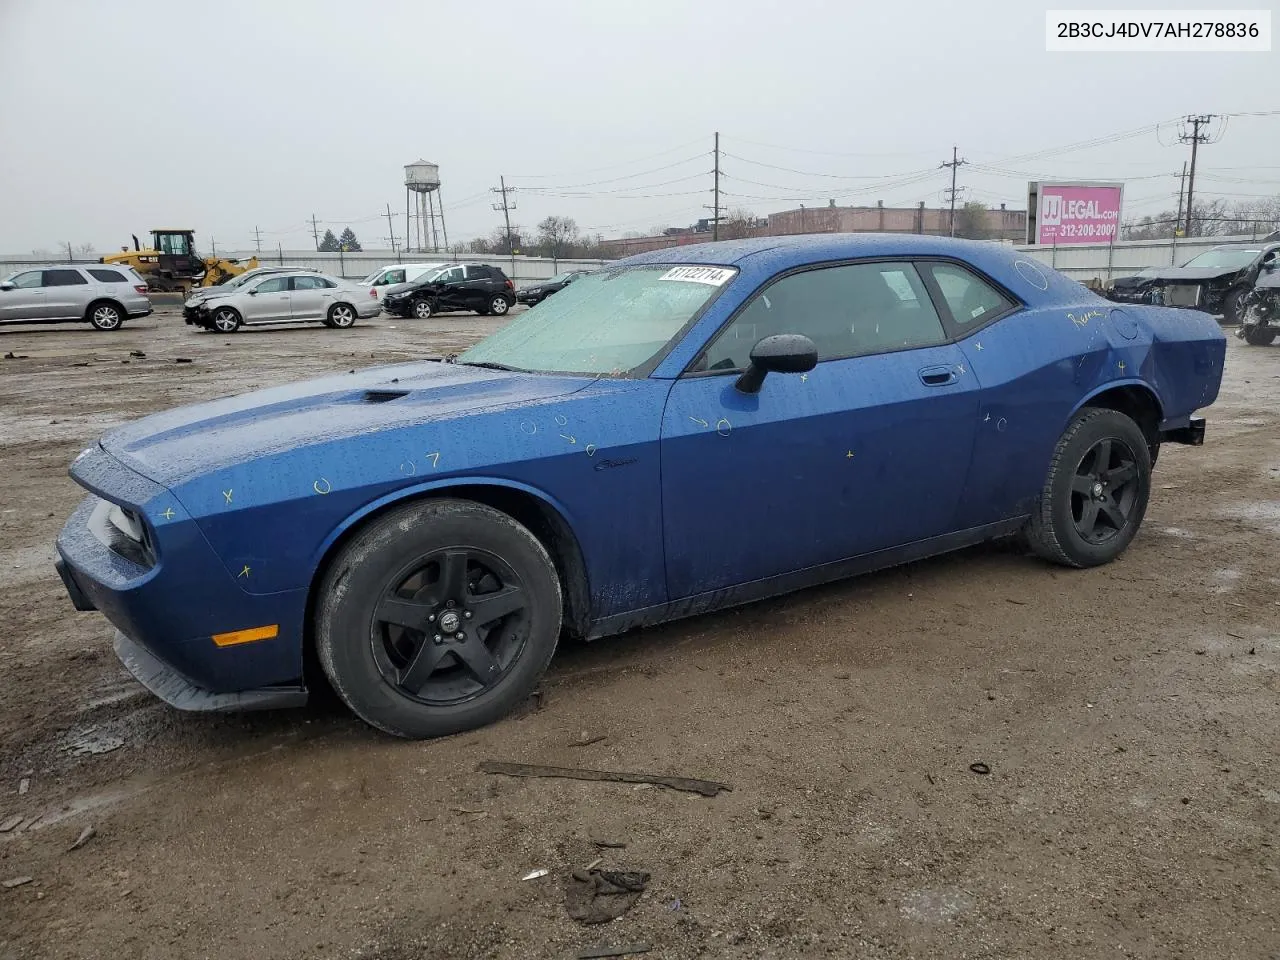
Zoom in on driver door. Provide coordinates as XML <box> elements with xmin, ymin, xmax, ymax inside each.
<box><xmin>660</xmin><ymin>260</ymin><xmax>981</xmax><ymax>598</ymax></box>
<box><xmin>431</xmin><ymin>266</ymin><xmax>468</xmax><ymax>311</ymax></box>
<box><xmin>0</xmin><ymin>270</ymin><xmax>48</xmax><ymax>321</ymax></box>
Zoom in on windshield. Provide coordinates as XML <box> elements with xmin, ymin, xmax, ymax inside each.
<box><xmin>1183</xmin><ymin>249</ymin><xmax>1259</xmax><ymax>270</ymax></box>
<box><xmin>361</xmin><ymin>270</ymin><xmax>382</xmax><ymax>284</ymax></box>
<box><xmin>457</xmin><ymin>265</ymin><xmax>737</xmax><ymax>375</ymax></box>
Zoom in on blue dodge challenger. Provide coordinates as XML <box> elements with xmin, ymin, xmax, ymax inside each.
<box><xmin>55</xmin><ymin>235</ymin><xmax>1226</xmax><ymax>738</ymax></box>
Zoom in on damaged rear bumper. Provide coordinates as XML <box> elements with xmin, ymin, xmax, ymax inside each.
<box><xmin>1160</xmin><ymin>415</ymin><xmax>1206</xmax><ymax>446</ymax></box>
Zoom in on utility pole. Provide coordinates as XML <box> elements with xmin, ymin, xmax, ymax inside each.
<box><xmin>491</xmin><ymin>177</ymin><xmax>516</xmax><ymax>254</ymax></box>
<box><xmin>384</xmin><ymin>202</ymin><xmax>399</xmax><ymax>259</ymax></box>
<box><xmin>277</xmin><ymin>242</ymin><xmax>284</xmax><ymax>265</ymax></box>
<box><xmin>941</xmin><ymin>146</ymin><xmax>967</xmax><ymax>238</ymax></box>
<box><xmin>713</xmin><ymin>131</ymin><xmax>721</xmax><ymax>241</ymax></box>
<box><xmin>1180</xmin><ymin>115</ymin><xmax>1214</xmax><ymax>238</ymax></box>
<box><xmin>63</xmin><ymin>241</ymin><xmax>74</xmax><ymax>262</ymax></box>
<box><xmin>1174</xmin><ymin>161</ymin><xmax>1188</xmax><ymax>236</ymax></box>
<box><xmin>253</xmin><ymin>226</ymin><xmax>263</xmax><ymax>253</ymax></box>
<box><xmin>309</xmin><ymin>214</ymin><xmax>321</xmax><ymax>252</ymax></box>
<box><xmin>211</xmin><ymin>237</ymin><xmax>217</xmax><ymax>256</ymax></box>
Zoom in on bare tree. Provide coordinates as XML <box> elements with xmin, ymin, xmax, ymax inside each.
<box><xmin>954</xmin><ymin>202</ymin><xmax>989</xmax><ymax>240</ymax></box>
<box><xmin>75</xmin><ymin>242</ymin><xmax>96</xmax><ymax>257</ymax></box>
<box><xmin>536</xmin><ymin>216</ymin><xmax>579</xmax><ymax>259</ymax></box>
<box><xmin>718</xmin><ymin>208</ymin><xmax>758</xmax><ymax>241</ymax></box>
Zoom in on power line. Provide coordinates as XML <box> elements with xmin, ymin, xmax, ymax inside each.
<box><xmin>721</xmin><ymin>134</ymin><xmax>937</xmax><ymax>159</ymax></box>
<box><xmin>492</xmin><ymin>177</ymin><xmax>516</xmax><ymax>253</ymax></box>
<box><xmin>1179</xmin><ymin>114</ymin><xmax>1215</xmax><ymax>237</ymax></box>
<box><xmin>511</xmin><ymin>154</ymin><xmax>709</xmax><ymax>191</ymax></box>
<box><xmin>940</xmin><ymin>146</ymin><xmax>967</xmax><ymax>237</ymax></box>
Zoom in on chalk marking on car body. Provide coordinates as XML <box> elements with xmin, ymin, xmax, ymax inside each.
<box><xmin>313</xmin><ymin>478</ymin><xmax>332</xmax><ymax>495</ymax></box>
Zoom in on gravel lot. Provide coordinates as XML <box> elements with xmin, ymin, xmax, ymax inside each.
<box><xmin>1</xmin><ymin>308</ymin><xmax>1278</xmax><ymax>960</ymax></box>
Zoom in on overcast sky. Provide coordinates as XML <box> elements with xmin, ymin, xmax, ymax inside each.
<box><xmin>1</xmin><ymin>0</ymin><xmax>1276</xmax><ymax>254</ymax></box>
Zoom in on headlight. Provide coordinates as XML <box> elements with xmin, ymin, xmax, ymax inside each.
<box><xmin>107</xmin><ymin>503</ymin><xmax>144</xmax><ymax>542</ymax></box>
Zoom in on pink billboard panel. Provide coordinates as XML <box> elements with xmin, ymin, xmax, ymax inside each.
<box><xmin>1035</xmin><ymin>184</ymin><xmax>1123</xmax><ymax>245</ymax></box>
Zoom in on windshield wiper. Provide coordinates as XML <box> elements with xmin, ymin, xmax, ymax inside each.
<box><xmin>458</xmin><ymin>360</ymin><xmax>522</xmax><ymax>372</ymax></box>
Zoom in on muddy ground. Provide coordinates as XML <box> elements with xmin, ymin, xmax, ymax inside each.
<box><xmin>0</xmin><ymin>308</ymin><xmax>1278</xmax><ymax>960</ymax></box>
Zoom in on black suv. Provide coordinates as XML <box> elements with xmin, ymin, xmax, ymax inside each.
<box><xmin>382</xmin><ymin>263</ymin><xmax>516</xmax><ymax>319</ymax></box>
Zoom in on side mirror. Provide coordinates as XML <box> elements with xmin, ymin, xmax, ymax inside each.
<box><xmin>0</xmin><ymin>281</ymin><xmax>14</xmax><ymax>291</ymax></box>
<box><xmin>246</xmin><ymin>287</ymin><xmax>258</xmax><ymax>295</ymax></box>
<box><xmin>735</xmin><ymin>334</ymin><xmax>818</xmax><ymax>394</ymax></box>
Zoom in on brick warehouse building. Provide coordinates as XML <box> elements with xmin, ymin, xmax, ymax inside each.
<box><xmin>603</xmin><ymin>201</ymin><xmax>1027</xmax><ymax>255</ymax></box>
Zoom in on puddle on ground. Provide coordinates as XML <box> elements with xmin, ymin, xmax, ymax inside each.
<box><xmin>899</xmin><ymin>888</ymin><xmax>974</xmax><ymax>923</ymax></box>
<box><xmin>1220</xmin><ymin>501</ymin><xmax>1280</xmax><ymax>537</ymax></box>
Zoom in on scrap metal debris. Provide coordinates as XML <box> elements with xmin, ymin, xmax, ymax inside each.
<box><xmin>571</xmin><ymin>733</ymin><xmax>608</xmax><ymax>747</ymax></box>
<box><xmin>18</xmin><ymin>779</ymin><xmax>29</xmax><ymax>796</ymax></box>
<box><xmin>576</xmin><ymin>945</ymin><xmax>652</xmax><ymax>959</ymax></box>
<box><xmin>522</xmin><ymin>869</ymin><xmax>549</xmax><ymax>881</ymax></box>
<box><xmin>68</xmin><ymin>826</ymin><xmax>95</xmax><ymax>851</ymax></box>
<box><xmin>592</xmin><ymin>839</ymin><xmax>626</xmax><ymax>849</ymax></box>
<box><xmin>3</xmin><ymin>351</ymin><xmax>28</xmax><ymax>360</ymax></box>
<box><xmin>565</xmin><ymin>868</ymin><xmax>650</xmax><ymax>924</ymax></box>
<box><xmin>478</xmin><ymin>761</ymin><xmax>730</xmax><ymax>798</ymax></box>
<box><xmin>2</xmin><ymin>877</ymin><xmax>33</xmax><ymax>889</ymax></box>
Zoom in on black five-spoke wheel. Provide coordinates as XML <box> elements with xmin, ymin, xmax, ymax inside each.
<box><xmin>373</xmin><ymin>548</ymin><xmax>529</xmax><ymax>704</ymax></box>
<box><xmin>1027</xmin><ymin>408</ymin><xmax>1152</xmax><ymax>568</ymax></box>
<box><xmin>316</xmin><ymin>499</ymin><xmax>562</xmax><ymax>738</ymax></box>
<box><xmin>1070</xmin><ymin>437</ymin><xmax>1140</xmax><ymax>544</ymax></box>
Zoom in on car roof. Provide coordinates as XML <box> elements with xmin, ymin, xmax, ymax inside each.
<box><xmin>616</xmin><ymin>233</ymin><xmax>1032</xmax><ymax>269</ymax></box>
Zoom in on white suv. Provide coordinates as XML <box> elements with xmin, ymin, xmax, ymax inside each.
<box><xmin>0</xmin><ymin>265</ymin><xmax>153</xmax><ymax>330</ymax></box>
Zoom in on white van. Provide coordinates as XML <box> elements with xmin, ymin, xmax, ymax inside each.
<box><xmin>362</xmin><ymin>263</ymin><xmax>450</xmax><ymax>299</ymax></box>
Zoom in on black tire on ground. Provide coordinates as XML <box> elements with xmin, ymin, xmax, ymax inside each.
<box><xmin>1223</xmin><ymin>286</ymin><xmax>1248</xmax><ymax>324</ymax></box>
<box><xmin>87</xmin><ymin>301</ymin><xmax>124</xmax><ymax>331</ymax></box>
<box><xmin>1242</xmin><ymin>324</ymin><xmax>1278</xmax><ymax>346</ymax></box>
<box><xmin>315</xmin><ymin>498</ymin><xmax>563</xmax><ymax>739</ymax></box>
<box><xmin>326</xmin><ymin>303</ymin><xmax>357</xmax><ymax>328</ymax></box>
<box><xmin>211</xmin><ymin>306</ymin><xmax>242</xmax><ymax>333</ymax></box>
<box><xmin>489</xmin><ymin>295</ymin><xmax>512</xmax><ymax>316</ymax></box>
<box><xmin>412</xmin><ymin>299</ymin><xmax>434</xmax><ymax>320</ymax></box>
<box><xmin>1026</xmin><ymin>408</ymin><xmax>1152</xmax><ymax>568</ymax></box>
<box><xmin>476</xmin><ymin>306</ymin><xmax>490</xmax><ymax>316</ymax></box>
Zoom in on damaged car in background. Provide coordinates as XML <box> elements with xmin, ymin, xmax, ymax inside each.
<box><xmin>1238</xmin><ymin>254</ymin><xmax>1280</xmax><ymax>346</ymax></box>
<box><xmin>1105</xmin><ymin>243</ymin><xmax>1280</xmax><ymax>322</ymax></box>
<box><xmin>54</xmin><ymin>235</ymin><xmax>1225</xmax><ymax>740</ymax></box>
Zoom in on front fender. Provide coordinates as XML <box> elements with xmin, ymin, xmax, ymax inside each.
<box><xmin>307</xmin><ymin>475</ymin><xmax>581</xmax><ymax>574</ymax></box>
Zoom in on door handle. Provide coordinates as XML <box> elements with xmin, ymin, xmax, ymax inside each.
<box><xmin>919</xmin><ymin>365</ymin><xmax>957</xmax><ymax>386</ymax></box>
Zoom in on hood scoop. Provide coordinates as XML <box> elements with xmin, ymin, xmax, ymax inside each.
<box><xmin>362</xmin><ymin>389</ymin><xmax>410</xmax><ymax>404</ymax></box>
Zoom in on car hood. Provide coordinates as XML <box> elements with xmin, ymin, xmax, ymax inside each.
<box><xmin>99</xmin><ymin>361</ymin><xmax>592</xmax><ymax>487</ymax></box>
<box><xmin>1137</xmin><ymin>266</ymin><xmax>1245</xmax><ymax>283</ymax></box>
<box><xmin>381</xmin><ymin>281</ymin><xmax>421</xmax><ymax>298</ymax></box>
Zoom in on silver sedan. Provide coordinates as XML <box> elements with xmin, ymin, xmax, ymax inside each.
<box><xmin>185</xmin><ymin>272</ymin><xmax>380</xmax><ymax>333</ymax></box>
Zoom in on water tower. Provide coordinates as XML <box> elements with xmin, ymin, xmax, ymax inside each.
<box><xmin>405</xmin><ymin>160</ymin><xmax>448</xmax><ymax>253</ymax></box>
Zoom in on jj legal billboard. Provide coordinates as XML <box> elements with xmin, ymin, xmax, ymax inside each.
<box><xmin>1025</xmin><ymin>181</ymin><xmax>1124</xmax><ymax>245</ymax></box>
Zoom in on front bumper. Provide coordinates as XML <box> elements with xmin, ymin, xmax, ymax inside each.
<box><xmin>54</xmin><ymin>445</ymin><xmax>309</xmax><ymax>704</ymax></box>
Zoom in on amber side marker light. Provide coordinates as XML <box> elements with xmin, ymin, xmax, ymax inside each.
<box><xmin>212</xmin><ymin>624</ymin><xmax>279</xmax><ymax>647</ymax></box>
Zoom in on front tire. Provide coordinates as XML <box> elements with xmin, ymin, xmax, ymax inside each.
<box><xmin>1223</xmin><ymin>286</ymin><xmax>1248</xmax><ymax>324</ymax></box>
<box><xmin>315</xmin><ymin>499</ymin><xmax>563</xmax><ymax>739</ymax></box>
<box><xmin>326</xmin><ymin>303</ymin><xmax>357</xmax><ymax>328</ymax></box>
<box><xmin>1026</xmin><ymin>408</ymin><xmax>1152</xmax><ymax>568</ymax></box>
<box><xmin>211</xmin><ymin>306</ymin><xmax>241</xmax><ymax>333</ymax></box>
<box><xmin>1243</xmin><ymin>325</ymin><xmax>1278</xmax><ymax>346</ymax></box>
<box><xmin>412</xmin><ymin>299</ymin><xmax>434</xmax><ymax>320</ymax></box>
<box><xmin>88</xmin><ymin>302</ymin><xmax>124</xmax><ymax>331</ymax></box>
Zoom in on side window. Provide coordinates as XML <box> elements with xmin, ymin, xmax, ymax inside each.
<box><xmin>255</xmin><ymin>277</ymin><xmax>289</xmax><ymax>294</ymax></box>
<box><xmin>88</xmin><ymin>268</ymin><xmax>127</xmax><ymax>283</ymax></box>
<box><xmin>698</xmin><ymin>261</ymin><xmax>947</xmax><ymax>372</ymax></box>
<box><xmin>924</xmin><ymin>262</ymin><xmax>1015</xmax><ymax>328</ymax></box>
<box><xmin>43</xmin><ymin>269</ymin><xmax>89</xmax><ymax>286</ymax></box>
<box><xmin>385</xmin><ymin>269</ymin><xmax>405</xmax><ymax>285</ymax></box>
<box><xmin>9</xmin><ymin>271</ymin><xmax>44</xmax><ymax>289</ymax></box>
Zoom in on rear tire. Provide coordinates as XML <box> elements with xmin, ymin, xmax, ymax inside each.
<box><xmin>1026</xmin><ymin>408</ymin><xmax>1151</xmax><ymax>568</ymax></box>
<box><xmin>326</xmin><ymin>303</ymin><xmax>357</xmax><ymax>328</ymax></box>
<box><xmin>88</xmin><ymin>301</ymin><xmax>124</xmax><ymax>331</ymax></box>
<box><xmin>489</xmin><ymin>295</ymin><xmax>512</xmax><ymax>316</ymax></box>
<box><xmin>1242</xmin><ymin>324</ymin><xmax>1277</xmax><ymax>346</ymax></box>
<box><xmin>211</xmin><ymin>306</ymin><xmax>241</xmax><ymax>333</ymax></box>
<box><xmin>315</xmin><ymin>499</ymin><xmax>563</xmax><ymax>739</ymax></box>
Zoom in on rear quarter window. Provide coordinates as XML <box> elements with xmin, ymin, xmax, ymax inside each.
<box><xmin>88</xmin><ymin>268</ymin><xmax>128</xmax><ymax>283</ymax></box>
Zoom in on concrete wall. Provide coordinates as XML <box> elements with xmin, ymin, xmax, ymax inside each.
<box><xmin>1</xmin><ymin>235</ymin><xmax>1268</xmax><ymax>288</ymax></box>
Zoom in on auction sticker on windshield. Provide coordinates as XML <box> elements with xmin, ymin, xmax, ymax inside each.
<box><xmin>660</xmin><ymin>266</ymin><xmax>736</xmax><ymax>285</ymax></box>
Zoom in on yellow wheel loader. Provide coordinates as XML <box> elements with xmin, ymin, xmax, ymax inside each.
<box><xmin>102</xmin><ymin>229</ymin><xmax>259</xmax><ymax>293</ymax></box>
